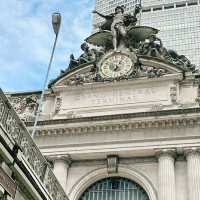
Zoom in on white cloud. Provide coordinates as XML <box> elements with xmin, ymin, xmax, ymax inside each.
<box><xmin>0</xmin><ymin>0</ymin><xmax>94</xmax><ymax>92</ymax></box>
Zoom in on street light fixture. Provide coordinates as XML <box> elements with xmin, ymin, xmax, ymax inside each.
<box><xmin>52</xmin><ymin>12</ymin><xmax>61</xmax><ymax>35</ymax></box>
<box><xmin>31</xmin><ymin>13</ymin><xmax>61</xmax><ymax>138</ymax></box>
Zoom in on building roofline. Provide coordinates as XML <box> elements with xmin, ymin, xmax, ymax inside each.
<box><xmin>6</xmin><ymin>90</ymin><xmax>42</xmax><ymax>96</ymax></box>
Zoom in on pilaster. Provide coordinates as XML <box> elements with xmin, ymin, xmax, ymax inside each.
<box><xmin>185</xmin><ymin>147</ymin><xmax>200</xmax><ymax>200</ymax></box>
<box><xmin>156</xmin><ymin>149</ymin><xmax>176</xmax><ymax>200</ymax></box>
<box><xmin>48</xmin><ymin>154</ymin><xmax>72</xmax><ymax>192</ymax></box>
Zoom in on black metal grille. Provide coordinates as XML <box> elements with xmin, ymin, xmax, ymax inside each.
<box><xmin>80</xmin><ymin>177</ymin><xmax>149</xmax><ymax>200</ymax></box>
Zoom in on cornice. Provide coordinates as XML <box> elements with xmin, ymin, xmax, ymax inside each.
<box><xmin>26</xmin><ymin>107</ymin><xmax>200</xmax><ymax>128</ymax></box>
<box><xmin>6</xmin><ymin>90</ymin><xmax>42</xmax><ymax>96</ymax></box>
<box><xmin>33</xmin><ymin>115</ymin><xmax>200</xmax><ymax>137</ymax></box>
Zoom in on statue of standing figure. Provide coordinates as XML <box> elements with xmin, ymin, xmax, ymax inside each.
<box><xmin>93</xmin><ymin>5</ymin><xmax>141</xmax><ymax>51</ymax></box>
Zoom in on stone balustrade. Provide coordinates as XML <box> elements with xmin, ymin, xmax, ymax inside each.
<box><xmin>0</xmin><ymin>88</ymin><xmax>69</xmax><ymax>200</ymax></box>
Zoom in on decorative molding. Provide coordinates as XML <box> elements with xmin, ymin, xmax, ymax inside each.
<box><xmin>155</xmin><ymin>148</ymin><xmax>176</xmax><ymax>159</ymax></box>
<box><xmin>107</xmin><ymin>155</ymin><xmax>119</xmax><ymax>174</ymax></box>
<box><xmin>34</xmin><ymin>116</ymin><xmax>199</xmax><ymax>137</ymax></box>
<box><xmin>8</xmin><ymin>94</ymin><xmax>39</xmax><ymax>121</ymax></box>
<box><xmin>53</xmin><ymin>63</ymin><xmax>94</xmax><ymax>87</ymax></box>
<box><xmin>54</xmin><ymin>96</ymin><xmax>62</xmax><ymax>113</ymax></box>
<box><xmin>63</xmin><ymin>71</ymin><xmax>96</xmax><ymax>86</ymax></box>
<box><xmin>170</xmin><ymin>86</ymin><xmax>177</xmax><ymax>104</ymax></box>
<box><xmin>26</xmin><ymin>107</ymin><xmax>200</xmax><ymax>127</ymax></box>
<box><xmin>184</xmin><ymin>147</ymin><xmax>200</xmax><ymax>157</ymax></box>
<box><xmin>47</xmin><ymin>154</ymin><xmax>72</xmax><ymax>166</ymax></box>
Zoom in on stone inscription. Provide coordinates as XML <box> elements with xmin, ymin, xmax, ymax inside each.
<box><xmin>62</xmin><ymin>84</ymin><xmax>169</xmax><ymax>110</ymax></box>
<box><xmin>74</xmin><ymin>88</ymin><xmax>157</xmax><ymax>105</ymax></box>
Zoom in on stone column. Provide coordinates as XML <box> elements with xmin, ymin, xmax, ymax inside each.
<box><xmin>49</xmin><ymin>155</ymin><xmax>71</xmax><ymax>191</ymax></box>
<box><xmin>156</xmin><ymin>149</ymin><xmax>176</xmax><ymax>200</ymax></box>
<box><xmin>185</xmin><ymin>148</ymin><xmax>200</xmax><ymax>200</ymax></box>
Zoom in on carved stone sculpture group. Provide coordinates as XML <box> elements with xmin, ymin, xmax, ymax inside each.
<box><xmin>52</xmin><ymin>4</ymin><xmax>198</xmax><ymax>87</ymax></box>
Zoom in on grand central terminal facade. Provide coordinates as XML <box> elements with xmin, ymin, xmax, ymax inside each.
<box><xmin>6</xmin><ymin>11</ymin><xmax>200</xmax><ymax>200</ymax></box>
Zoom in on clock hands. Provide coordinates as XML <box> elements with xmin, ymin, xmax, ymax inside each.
<box><xmin>100</xmin><ymin>53</ymin><xmax>134</xmax><ymax>78</ymax></box>
<box><xmin>113</xmin><ymin>64</ymin><xmax>119</xmax><ymax>71</ymax></box>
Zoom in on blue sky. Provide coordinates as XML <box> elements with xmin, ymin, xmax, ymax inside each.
<box><xmin>0</xmin><ymin>0</ymin><xmax>94</xmax><ymax>92</ymax></box>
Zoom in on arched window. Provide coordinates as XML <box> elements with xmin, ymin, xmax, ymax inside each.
<box><xmin>79</xmin><ymin>177</ymin><xmax>149</xmax><ymax>200</ymax></box>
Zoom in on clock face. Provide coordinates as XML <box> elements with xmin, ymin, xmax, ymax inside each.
<box><xmin>100</xmin><ymin>53</ymin><xmax>133</xmax><ymax>79</ymax></box>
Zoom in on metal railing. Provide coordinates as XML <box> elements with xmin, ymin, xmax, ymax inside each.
<box><xmin>0</xmin><ymin>88</ymin><xmax>69</xmax><ymax>200</ymax></box>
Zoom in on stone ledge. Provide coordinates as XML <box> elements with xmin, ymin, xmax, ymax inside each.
<box><xmin>26</xmin><ymin>107</ymin><xmax>200</xmax><ymax>127</ymax></box>
<box><xmin>34</xmin><ymin>116</ymin><xmax>199</xmax><ymax>137</ymax></box>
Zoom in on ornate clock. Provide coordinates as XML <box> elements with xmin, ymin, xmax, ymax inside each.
<box><xmin>99</xmin><ymin>52</ymin><xmax>136</xmax><ymax>79</ymax></box>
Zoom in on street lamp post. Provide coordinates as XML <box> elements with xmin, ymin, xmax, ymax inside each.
<box><xmin>31</xmin><ymin>13</ymin><xmax>61</xmax><ymax>138</ymax></box>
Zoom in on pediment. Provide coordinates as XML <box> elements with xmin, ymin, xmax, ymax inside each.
<box><xmin>50</xmin><ymin>55</ymin><xmax>184</xmax><ymax>88</ymax></box>
<box><xmin>138</xmin><ymin>56</ymin><xmax>183</xmax><ymax>73</ymax></box>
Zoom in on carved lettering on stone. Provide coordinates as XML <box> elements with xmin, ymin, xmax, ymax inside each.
<box><xmin>64</xmin><ymin>86</ymin><xmax>167</xmax><ymax>110</ymax></box>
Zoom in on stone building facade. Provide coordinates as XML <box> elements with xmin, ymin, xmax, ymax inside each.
<box><xmin>8</xmin><ymin>57</ymin><xmax>200</xmax><ymax>200</ymax></box>
<box><xmin>7</xmin><ymin>10</ymin><xmax>200</xmax><ymax>200</ymax></box>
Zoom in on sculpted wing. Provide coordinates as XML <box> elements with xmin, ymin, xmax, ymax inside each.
<box><xmin>127</xmin><ymin>26</ymin><xmax>159</xmax><ymax>42</ymax></box>
<box><xmin>85</xmin><ymin>30</ymin><xmax>113</xmax><ymax>49</ymax></box>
